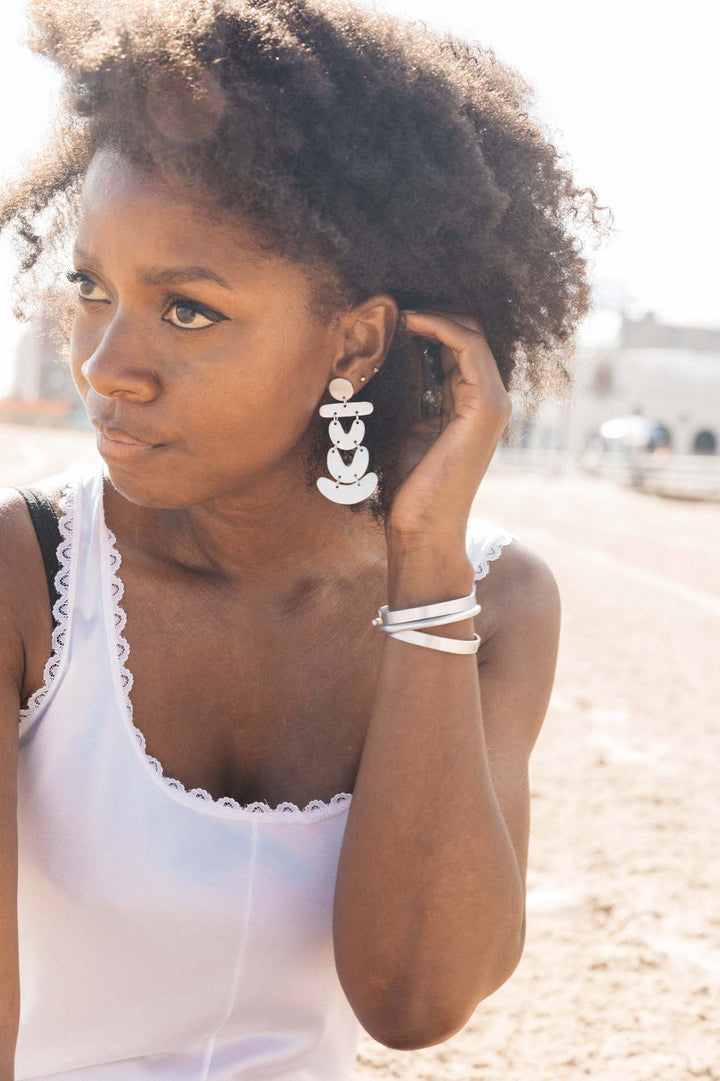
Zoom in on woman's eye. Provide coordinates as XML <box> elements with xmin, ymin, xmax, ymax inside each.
<box><xmin>64</xmin><ymin>271</ymin><xmax>226</xmax><ymax>329</ymax></box>
<box><xmin>163</xmin><ymin>302</ymin><xmax>215</xmax><ymax>330</ymax></box>
<box><xmin>66</xmin><ymin>270</ymin><xmax>108</xmax><ymax>302</ymax></box>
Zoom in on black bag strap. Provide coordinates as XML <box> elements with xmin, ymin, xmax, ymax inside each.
<box><xmin>15</xmin><ymin>487</ymin><xmax>63</xmax><ymax>627</ymax></box>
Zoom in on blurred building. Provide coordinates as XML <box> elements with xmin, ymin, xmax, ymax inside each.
<box><xmin>508</xmin><ymin>310</ymin><xmax>720</xmax><ymax>460</ymax></box>
<box><xmin>0</xmin><ymin>314</ymin><xmax>88</xmax><ymax>427</ymax></box>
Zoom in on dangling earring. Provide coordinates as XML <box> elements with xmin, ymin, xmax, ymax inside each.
<box><xmin>316</xmin><ymin>373</ymin><xmax>379</xmax><ymax>505</ymax></box>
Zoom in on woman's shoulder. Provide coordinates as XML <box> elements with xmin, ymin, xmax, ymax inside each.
<box><xmin>0</xmin><ymin>462</ymin><xmax>96</xmax><ymax>614</ymax></box>
<box><xmin>0</xmin><ymin>462</ymin><xmax>97</xmax><ymax>519</ymax></box>
<box><xmin>0</xmin><ymin>483</ymin><xmax>66</xmax><ymax>689</ymax></box>
<box><xmin>465</xmin><ymin>512</ymin><xmax>560</xmax><ymax>641</ymax></box>
<box><xmin>0</xmin><ymin>464</ymin><xmax>98</xmax><ymax>714</ymax></box>
<box><xmin>466</xmin><ymin>511</ymin><xmax>558</xmax><ymax>591</ymax></box>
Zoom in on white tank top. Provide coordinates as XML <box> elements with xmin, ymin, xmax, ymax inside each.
<box><xmin>14</xmin><ymin>461</ymin><xmax>516</xmax><ymax>1081</ymax></box>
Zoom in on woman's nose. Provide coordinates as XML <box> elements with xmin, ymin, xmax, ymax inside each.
<box><xmin>78</xmin><ymin>321</ymin><xmax>159</xmax><ymax>402</ymax></box>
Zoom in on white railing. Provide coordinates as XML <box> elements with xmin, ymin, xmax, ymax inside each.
<box><xmin>488</xmin><ymin>446</ymin><xmax>720</xmax><ymax>500</ymax></box>
<box><xmin>615</xmin><ymin>452</ymin><xmax>720</xmax><ymax>500</ymax></box>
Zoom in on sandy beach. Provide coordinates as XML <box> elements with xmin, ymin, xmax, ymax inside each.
<box><xmin>3</xmin><ymin>422</ymin><xmax>718</xmax><ymax>1080</ymax></box>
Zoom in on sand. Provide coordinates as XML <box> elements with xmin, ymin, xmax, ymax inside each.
<box><xmin>3</xmin><ymin>423</ymin><xmax>718</xmax><ymax>1080</ymax></box>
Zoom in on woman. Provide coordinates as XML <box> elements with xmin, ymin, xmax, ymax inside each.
<box><xmin>0</xmin><ymin>0</ymin><xmax>608</xmax><ymax>1077</ymax></box>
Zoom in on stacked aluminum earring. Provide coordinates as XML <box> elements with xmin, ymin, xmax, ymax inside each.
<box><xmin>316</xmin><ymin>377</ymin><xmax>379</xmax><ymax>505</ymax></box>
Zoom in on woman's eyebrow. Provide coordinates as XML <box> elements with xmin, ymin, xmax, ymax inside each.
<box><xmin>71</xmin><ymin>246</ymin><xmax>231</xmax><ymax>289</ymax></box>
<box><xmin>137</xmin><ymin>264</ymin><xmax>232</xmax><ymax>289</ymax></box>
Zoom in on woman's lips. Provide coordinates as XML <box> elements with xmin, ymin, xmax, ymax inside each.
<box><xmin>95</xmin><ymin>426</ymin><xmax>167</xmax><ymax>460</ymax></box>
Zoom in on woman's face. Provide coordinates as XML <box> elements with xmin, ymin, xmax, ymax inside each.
<box><xmin>69</xmin><ymin>148</ymin><xmax>397</xmax><ymax>509</ymax></box>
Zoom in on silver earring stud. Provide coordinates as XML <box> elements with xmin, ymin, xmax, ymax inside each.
<box><xmin>316</xmin><ymin>377</ymin><xmax>379</xmax><ymax>505</ymax></box>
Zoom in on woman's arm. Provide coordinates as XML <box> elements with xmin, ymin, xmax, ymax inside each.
<box><xmin>333</xmin><ymin>534</ymin><xmax>561</xmax><ymax>1050</ymax></box>
<box><xmin>0</xmin><ymin>494</ymin><xmax>32</xmax><ymax>1077</ymax></box>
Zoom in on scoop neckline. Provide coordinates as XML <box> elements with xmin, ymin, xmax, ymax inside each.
<box><xmin>98</xmin><ymin>465</ymin><xmax>354</xmax><ymax>824</ymax></box>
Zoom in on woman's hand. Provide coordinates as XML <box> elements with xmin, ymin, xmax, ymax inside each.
<box><xmin>386</xmin><ymin>309</ymin><xmax>512</xmax><ymax>541</ymax></box>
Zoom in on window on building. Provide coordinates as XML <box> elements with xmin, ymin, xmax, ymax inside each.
<box><xmin>692</xmin><ymin>430</ymin><xmax>717</xmax><ymax>455</ymax></box>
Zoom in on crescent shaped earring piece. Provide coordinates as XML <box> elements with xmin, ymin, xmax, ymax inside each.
<box><xmin>316</xmin><ymin>376</ymin><xmax>379</xmax><ymax>505</ymax></box>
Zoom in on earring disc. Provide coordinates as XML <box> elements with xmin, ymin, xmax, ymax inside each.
<box><xmin>328</xmin><ymin>377</ymin><xmax>355</xmax><ymax>401</ymax></box>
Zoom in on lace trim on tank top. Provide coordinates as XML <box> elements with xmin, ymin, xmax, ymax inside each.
<box><xmin>18</xmin><ymin>480</ymin><xmax>77</xmax><ymax>729</ymax></box>
<box><xmin>471</xmin><ymin>529</ymin><xmax>514</xmax><ymax>581</ymax></box>
<box><xmin>104</xmin><ymin>513</ymin><xmax>354</xmax><ymax>822</ymax></box>
<box><xmin>105</xmin><ymin>514</ymin><xmax>513</xmax><ymax>820</ymax></box>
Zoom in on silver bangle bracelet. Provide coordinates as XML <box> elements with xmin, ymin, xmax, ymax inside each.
<box><xmin>377</xmin><ymin>602</ymin><xmax>481</xmax><ymax>634</ymax></box>
<box><xmin>385</xmin><ymin>628</ymin><xmax>481</xmax><ymax>655</ymax></box>
<box><xmin>371</xmin><ymin>589</ymin><xmax>479</xmax><ymax>628</ymax></box>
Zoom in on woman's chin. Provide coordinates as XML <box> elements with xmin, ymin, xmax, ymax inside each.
<box><xmin>102</xmin><ymin>455</ymin><xmax>197</xmax><ymax>509</ymax></box>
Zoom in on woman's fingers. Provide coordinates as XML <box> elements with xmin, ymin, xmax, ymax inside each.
<box><xmin>400</xmin><ymin>308</ymin><xmax>511</xmax><ymax>420</ymax></box>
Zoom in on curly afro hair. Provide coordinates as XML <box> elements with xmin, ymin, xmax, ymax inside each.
<box><xmin>0</xmin><ymin>0</ymin><xmax>612</xmax><ymax>522</ymax></box>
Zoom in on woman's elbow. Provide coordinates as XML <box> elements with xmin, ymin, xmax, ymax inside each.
<box><xmin>360</xmin><ymin>1001</ymin><xmax>472</xmax><ymax>1051</ymax></box>
<box><xmin>356</xmin><ymin>948</ymin><xmax>525</xmax><ymax>1052</ymax></box>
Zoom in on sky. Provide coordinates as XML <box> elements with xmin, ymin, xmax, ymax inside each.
<box><xmin>0</xmin><ymin>0</ymin><xmax>717</xmax><ymax>394</ymax></box>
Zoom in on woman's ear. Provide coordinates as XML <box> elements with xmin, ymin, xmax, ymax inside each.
<box><xmin>331</xmin><ymin>294</ymin><xmax>399</xmax><ymax>388</ymax></box>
